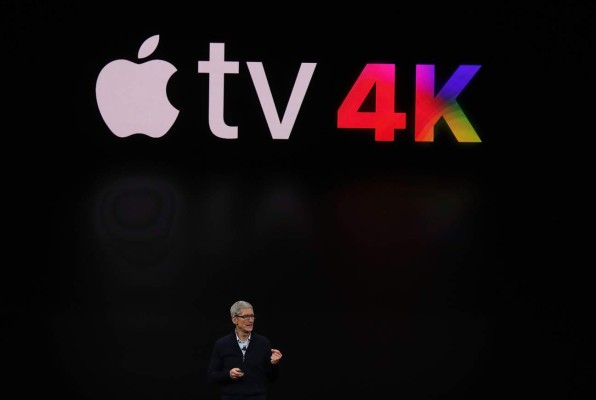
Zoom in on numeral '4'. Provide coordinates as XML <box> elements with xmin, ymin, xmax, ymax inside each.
<box><xmin>337</xmin><ymin>64</ymin><xmax>405</xmax><ymax>142</ymax></box>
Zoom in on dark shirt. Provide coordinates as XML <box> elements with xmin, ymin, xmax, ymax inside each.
<box><xmin>208</xmin><ymin>331</ymin><xmax>279</xmax><ymax>396</ymax></box>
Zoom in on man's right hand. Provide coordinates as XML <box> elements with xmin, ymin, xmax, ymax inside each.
<box><xmin>230</xmin><ymin>367</ymin><xmax>244</xmax><ymax>379</ymax></box>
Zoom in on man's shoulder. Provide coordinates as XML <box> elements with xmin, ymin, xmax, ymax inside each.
<box><xmin>250</xmin><ymin>332</ymin><xmax>271</xmax><ymax>344</ymax></box>
<box><xmin>214</xmin><ymin>332</ymin><xmax>236</xmax><ymax>344</ymax></box>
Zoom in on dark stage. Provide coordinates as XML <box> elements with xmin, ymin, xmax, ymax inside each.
<box><xmin>2</xmin><ymin>1</ymin><xmax>592</xmax><ymax>399</ymax></box>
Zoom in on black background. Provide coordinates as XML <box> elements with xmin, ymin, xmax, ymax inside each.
<box><xmin>2</xmin><ymin>1</ymin><xmax>593</xmax><ymax>399</ymax></box>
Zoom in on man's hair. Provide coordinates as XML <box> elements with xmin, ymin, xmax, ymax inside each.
<box><xmin>230</xmin><ymin>300</ymin><xmax>253</xmax><ymax>317</ymax></box>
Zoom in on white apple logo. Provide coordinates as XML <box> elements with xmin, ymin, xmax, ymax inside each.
<box><xmin>96</xmin><ymin>35</ymin><xmax>179</xmax><ymax>138</ymax></box>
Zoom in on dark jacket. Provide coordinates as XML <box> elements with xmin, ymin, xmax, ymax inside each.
<box><xmin>208</xmin><ymin>331</ymin><xmax>279</xmax><ymax>396</ymax></box>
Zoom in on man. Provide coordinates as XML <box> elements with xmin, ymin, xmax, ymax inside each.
<box><xmin>208</xmin><ymin>300</ymin><xmax>282</xmax><ymax>400</ymax></box>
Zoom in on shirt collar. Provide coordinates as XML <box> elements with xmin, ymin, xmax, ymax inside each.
<box><xmin>236</xmin><ymin>333</ymin><xmax>251</xmax><ymax>344</ymax></box>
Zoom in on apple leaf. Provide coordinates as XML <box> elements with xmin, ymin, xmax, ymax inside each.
<box><xmin>138</xmin><ymin>35</ymin><xmax>160</xmax><ymax>59</ymax></box>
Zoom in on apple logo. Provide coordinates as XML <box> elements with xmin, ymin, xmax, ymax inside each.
<box><xmin>96</xmin><ymin>35</ymin><xmax>179</xmax><ymax>138</ymax></box>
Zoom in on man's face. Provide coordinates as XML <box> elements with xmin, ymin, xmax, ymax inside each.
<box><xmin>233</xmin><ymin>308</ymin><xmax>255</xmax><ymax>331</ymax></box>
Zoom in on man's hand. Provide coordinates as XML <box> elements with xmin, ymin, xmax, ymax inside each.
<box><xmin>230</xmin><ymin>367</ymin><xmax>244</xmax><ymax>379</ymax></box>
<box><xmin>270</xmin><ymin>349</ymin><xmax>282</xmax><ymax>364</ymax></box>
